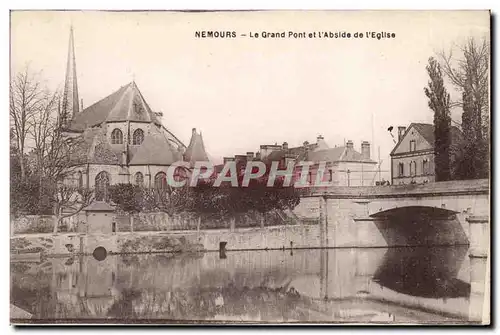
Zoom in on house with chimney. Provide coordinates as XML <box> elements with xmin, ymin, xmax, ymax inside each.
<box><xmin>255</xmin><ymin>136</ymin><xmax>378</xmax><ymax>187</ymax></box>
<box><xmin>390</xmin><ymin>123</ymin><xmax>464</xmax><ymax>185</ymax></box>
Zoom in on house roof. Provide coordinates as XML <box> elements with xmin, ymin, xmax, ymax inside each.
<box><xmin>67</xmin><ymin>82</ymin><xmax>161</xmax><ymax>132</ymax></box>
<box><xmin>300</xmin><ymin>146</ymin><xmax>376</xmax><ymax>164</ymax></box>
<box><xmin>263</xmin><ymin>143</ymin><xmax>376</xmax><ymax>165</ymax></box>
<box><xmin>184</xmin><ymin>129</ymin><xmax>209</xmax><ymax>166</ymax></box>
<box><xmin>390</xmin><ymin>123</ymin><xmax>464</xmax><ymax>156</ymax></box>
<box><xmin>83</xmin><ymin>201</ymin><xmax>116</xmax><ymax>212</ymax></box>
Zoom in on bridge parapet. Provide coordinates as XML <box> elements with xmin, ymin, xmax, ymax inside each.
<box><xmin>307</xmin><ymin>179</ymin><xmax>489</xmax><ymax>199</ymax></box>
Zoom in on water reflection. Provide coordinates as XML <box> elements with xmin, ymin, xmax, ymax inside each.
<box><xmin>373</xmin><ymin>246</ymin><xmax>470</xmax><ymax>299</ymax></box>
<box><xmin>10</xmin><ymin>246</ymin><xmax>486</xmax><ymax>323</ymax></box>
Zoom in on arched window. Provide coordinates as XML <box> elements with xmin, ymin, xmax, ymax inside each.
<box><xmin>135</xmin><ymin>172</ymin><xmax>144</xmax><ymax>187</ymax></box>
<box><xmin>132</xmin><ymin>129</ymin><xmax>144</xmax><ymax>145</ymax></box>
<box><xmin>111</xmin><ymin>128</ymin><xmax>123</xmax><ymax>144</ymax></box>
<box><xmin>155</xmin><ymin>172</ymin><xmax>167</xmax><ymax>190</ymax></box>
<box><xmin>95</xmin><ymin>171</ymin><xmax>110</xmax><ymax>201</ymax></box>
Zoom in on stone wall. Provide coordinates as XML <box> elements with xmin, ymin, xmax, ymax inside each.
<box><xmin>11</xmin><ymin>215</ymin><xmax>55</xmax><ymax>235</ymax></box>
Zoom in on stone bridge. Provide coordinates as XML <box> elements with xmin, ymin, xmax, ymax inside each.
<box><xmin>294</xmin><ymin>179</ymin><xmax>489</xmax><ymax>257</ymax></box>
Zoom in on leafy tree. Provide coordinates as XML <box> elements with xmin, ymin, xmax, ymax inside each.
<box><xmin>109</xmin><ymin>183</ymin><xmax>146</xmax><ymax>214</ymax></box>
<box><xmin>424</xmin><ymin>57</ymin><xmax>452</xmax><ymax>181</ymax></box>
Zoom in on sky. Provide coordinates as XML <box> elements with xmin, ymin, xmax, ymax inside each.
<box><xmin>10</xmin><ymin>10</ymin><xmax>489</xmax><ymax>170</ymax></box>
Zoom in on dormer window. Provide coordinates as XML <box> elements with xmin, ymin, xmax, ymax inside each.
<box><xmin>111</xmin><ymin>128</ymin><xmax>123</xmax><ymax>144</ymax></box>
<box><xmin>133</xmin><ymin>128</ymin><xmax>144</xmax><ymax>145</ymax></box>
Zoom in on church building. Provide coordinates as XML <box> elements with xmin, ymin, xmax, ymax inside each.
<box><xmin>60</xmin><ymin>27</ymin><xmax>209</xmax><ymax>200</ymax></box>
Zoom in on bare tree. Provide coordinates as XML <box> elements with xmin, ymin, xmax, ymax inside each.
<box><xmin>438</xmin><ymin>37</ymin><xmax>490</xmax><ymax>139</ymax></box>
<box><xmin>10</xmin><ymin>66</ymin><xmax>45</xmax><ymax>180</ymax></box>
<box><xmin>53</xmin><ymin>185</ymin><xmax>94</xmax><ymax>234</ymax></box>
<box><xmin>438</xmin><ymin>37</ymin><xmax>490</xmax><ymax>179</ymax></box>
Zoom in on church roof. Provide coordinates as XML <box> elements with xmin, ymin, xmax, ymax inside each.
<box><xmin>184</xmin><ymin>128</ymin><xmax>209</xmax><ymax>166</ymax></box>
<box><xmin>129</xmin><ymin>126</ymin><xmax>182</xmax><ymax>165</ymax></box>
<box><xmin>68</xmin><ymin>82</ymin><xmax>161</xmax><ymax>131</ymax></box>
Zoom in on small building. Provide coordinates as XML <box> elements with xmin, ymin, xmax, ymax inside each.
<box><xmin>82</xmin><ymin>201</ymin><xmax>117</xmax><ymax>234</ymax></box>
<box><xmin>390</xmin><ymin>123</ymin><xmax>463</xmax><ymax>185</ymax></box>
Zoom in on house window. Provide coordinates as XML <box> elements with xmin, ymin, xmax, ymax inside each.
<box><xmin>135</xmin><ymin>172</ymin><xmax>144</xmax><ymax>187</ymax></box>
<box><xmin>398</xmin><ymin>162</ymin><xmax>404</xmax><ymax>177</ymax></box>
<box><xmin>155</xmin><ymin>172</ymin><xmax>168</xmax><ymax>190</ymax></box>
<box><xmin>95</xmin><ymin>171</ymin><xmax>110</xmax><ymax>201</ymax></box>
<box><xmin>133</xmin><ymin>129</ymin><xmax>144</xmax><ymax>145</ymax></box>
<box><xmin>329</xmin><ymin>170</ymin><xmax>333</xmax><ymax>182</ymax></box>
<box><xmin>111</xmin><ymin>128</ymin><xmax>123</xmax><ymax>144</ymax></box>
<box><xmin>410</xmin><ymin>161</ymin><xmax>416</xmax><ymax>177</ymax></box>
<box><xmin>409</xmin><ymin>140</ymin><xmax>416</xmax><ymax>152</ymax></box>
<box><xmin>77</xmin><ymin>171</ymin><xmax>83</xmax><ymax>188</ymax></box>
<box><xmin>422</xmin><ymin>159</ymin><xmax>429</xmax><ymax>175</ymax></box>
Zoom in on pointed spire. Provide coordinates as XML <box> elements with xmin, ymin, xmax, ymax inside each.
<box><xmin>184</xmin><ymin>128</ymin><xmax>209</xmax><ymax>166</ymax></box>
<box><xmin>61</xmin><ymin>26</ymin><xmax>80</xmax><ymax>126</ymax></box>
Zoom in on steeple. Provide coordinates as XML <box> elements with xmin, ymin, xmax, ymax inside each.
<box><xmin>61</xmin><ymin>26</ymin><xmax>80</xmax><ymax>126</ymax></box>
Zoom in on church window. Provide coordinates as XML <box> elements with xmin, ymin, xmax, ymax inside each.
<box><xmin>398</xmin><ymin>162</ymin><xmax>404</xmax><ymax>176</ymax></box>
<box><xmin>111</xmin><ymin>128</ymin><xmax>123</xmax><ymax>144</ymax></box>
<box><xmin>155</xmin><ymin>172</ymin><xmax>168</xmax><ymax>190</ymax></box>
<box><xmin>135</xmin><ymin>172</ymin><xmax>144</xmax><ymax>187</ymax></box>
<box><xmin>133</xmin><ymin>129</ymin><xmax>144</xmax><ymax>145</ymax></box>
<box><xmin>95</xmin><ymin>171</ymin><xmax>110</xmax><ymax>201</ymax></box>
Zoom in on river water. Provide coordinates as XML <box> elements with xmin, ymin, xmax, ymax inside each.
<box><xmin>10</xmin><ymin>246</ymin><xmax>488</xmax><ymax>324</ymax></box>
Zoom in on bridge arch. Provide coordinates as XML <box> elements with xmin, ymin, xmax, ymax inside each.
<box><xmin>368</xmin><ymin>205</ymin><xmax>469</xmax><ymax>247</ymax></box>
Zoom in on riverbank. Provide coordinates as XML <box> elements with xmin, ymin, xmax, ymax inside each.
<box><xmin>10</xmin><ymin>223</ymin><xmax>474</xmax><ymax>259</ymax></box>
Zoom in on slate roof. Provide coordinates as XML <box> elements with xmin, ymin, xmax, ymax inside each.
<box><xmin>390</xmin><ymin>123</ymin><xmax>464</xmax><ymax>156</ymax></box>
<box><xmin>261</xmin><ymin>138</ymin><xmax>376</xmax><ymax>166</ymax></box>
<box><xmin>83</xmin><ymin>201</ymin><xmax>116</xmax><ymax>212</ymax></box>
<box><xmin>129</xmin><ymin>126</ymin><xmax>182</xmax><ymax>165</ymax></box>
<box><xmin>184</xmin><ymin>129</ymin><xmax>209</xmax><ymax>166</ymax></box>
<box><xmin>68</xmin><ymin>82</ymin><xmax>161</xmax><ymax>132</ymax></box>
<box><xmin>298</xmin><ymin>146</ymin><xmax>377</xmax><ymax>164</ymax></box>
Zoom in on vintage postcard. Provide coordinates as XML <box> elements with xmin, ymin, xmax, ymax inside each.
<box><xmin>9</xmin><ymin>10</ymin><xmax>490</xmax><ymax>325</ymax></box>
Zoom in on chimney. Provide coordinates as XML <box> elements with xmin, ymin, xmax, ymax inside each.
<box><xmin>246</xmin><ymin>152</ymin><xmax>254</xmax><ymax>161</ymax></box>
<box><xmin>361</xmin><ymin>141</ymin><xmax>370</xmax><ymax>160</ymax></box>
<box><xmin>282</xmin><ymin>142</ymin><xmax>288</xmax><ymax>150</ymax></box>
<box><xmin>317</xmin><ymin>135</ymin><xmax>324</xmax><ymax>143</ymax></box>
<box><xmin>346</xmin><ymin>140</ymin><xmax>354</xmax><ymax>149</ymax></box>
<box><xmin>255</xmin><ymin>152</ymin><xmax>261</xmax><ymax>160</ymax></box>
<box><xmin>398</xmin><ymin>126</ymin><xmax>407</xmax><ymax>142</ymax></box>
